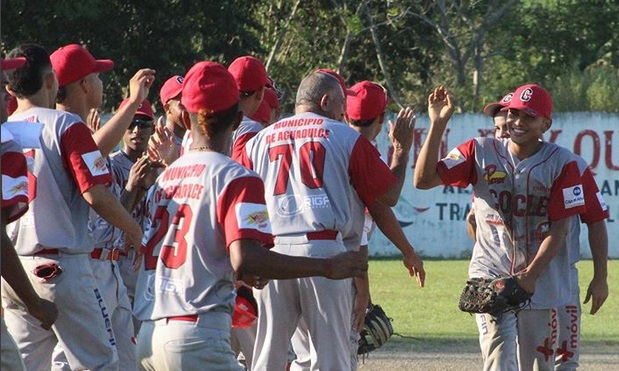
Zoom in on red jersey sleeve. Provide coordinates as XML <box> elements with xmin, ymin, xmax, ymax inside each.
<box><xmin>349</xmin><ymin>137</ymin><xmax>396</xmax><ymax>206</ymax></box>
<box><xmin>1</xmin><ymin>151</ymin><xmax>29</xmax><ymax>223</ymax></box>
<box><xmin>231</xmin><ymin>132</ymin><xmax>258</xmax><ymax>164</ymax></box>
<box><xmin>579</xmin><ymin>166</ymin><xmax>609</xmax><ymax>224</ymax></box>
<box><xmin>60</xmin><ymin>123</ymin><xmax>112</xmax><ymax>193</ymax></box>
<box><xmin>548</xmin><ymin>161</ymin><xmax>587</xmax><ymax>221</ymax></box>
<box><xmin>437</xmin><ymin>139</ymin><xmax>477</xmax><ymax>188</ymax></box>
<box><xmin>217</xmin><ymin>176</ymin><xmax>273</xmax><ymax>249</ymax></box>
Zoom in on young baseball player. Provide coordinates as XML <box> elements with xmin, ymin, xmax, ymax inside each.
<box><xmin>1</xmin><ymin>43</ymin><xmax>143</xmax><ymax>371</ymax></box>
<box><xmin>415</xmin><ymin>84</ymin><xmax>588</xmax><ymax>370</ymax></box>
<box><xmin>228</xmin><ymin>55</ymin><xmax>268</xmax><ymax>162</ymax></box>
<box><xmin>465</xmin><ymin>94</ymin><xmax>610</xmax><ymax>369</ymax></box>
<box><xmin>109</xmin><ymin>99</ymin><xmax>161</xmax><ymax>337</ymax></box>
<box><xmin>49</xmin><ymin>44</ymin><xmax>158</xmax><ymax>370</ymax></box>
<box><xmin>159</xmin><ymin>75</ymin><xmax>187</xmax><ymax>145</ymax></box>
<box><xmin>1</xmin><ymin>56</ymin><xmax>59</xmax><ymax>371</ymax></box>
<box><xmin>145</xmin><ymin>75</ymin><xmax>187</xmax><ymax>168</ymax></box>
<box><xmin>240</xmin><ymin>70</ymin><xmax>421</xmax><ymax>370</ymax></box>
<box><xmin>465</xmin><ymin>92</ymin><xmax>513</xmax><ymax>241</ymax></box>
<box><xmin>553</xmin><ymin>156</ymin><xmax>609</xmax><ymax>370</ymax></box>
<box><xmin>133</xmin><ymin>60</ymin><xmax>367</xmax><ymax>371</ymax></box>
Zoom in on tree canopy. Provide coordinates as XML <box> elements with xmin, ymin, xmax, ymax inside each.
<box><xmin>2</xmin><ymin>0</ymin><xmax>618</xmax><ymax>114</ymax></box>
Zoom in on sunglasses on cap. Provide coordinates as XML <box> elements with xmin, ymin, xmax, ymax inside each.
<box><xmin>128</xmin><ymin>118</ymin><xmax>154</xmax><ymax>130</ymax></box>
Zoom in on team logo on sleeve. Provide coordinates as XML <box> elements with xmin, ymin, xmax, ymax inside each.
<box><xmin>563</xmin><ymin>185</ymin><xmax>585</xmax><ymax>209</ymax></box>
<box><xmin>82</xmin><ymin>150</ymin><xmax>110</xmax><ymax>177</ymax></box>
<box><xmin>441</xmin><ymin>148</ymin><xmax>465</xmax><ymax>169</ymax></box>
<box><xmin>596</xmin><ymin>192</ymin><xmax>608</xmax><ymax>211</ymax></box>
<box><xmin>4</xmin><ymin>176</ymin><xmax>28</xmax><ymax>199</ymax></box>
<box><xmin>236</xmin><ymin>203</ymin><xmax>272</xmax><ymax>233</ymax></box>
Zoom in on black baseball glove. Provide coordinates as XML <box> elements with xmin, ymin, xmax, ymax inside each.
<box><xmin>358</xmin><ymin>304</ymin><xmax>394</xmax><ymax>355</ymax></box>
<box><xmin>458</xmin><ymin>276</ymin><xmax>532</xmax><ymax>316</ymax></box>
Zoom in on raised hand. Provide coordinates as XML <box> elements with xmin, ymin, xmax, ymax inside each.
<box><xmin>427</xmin><ymin>86</ymin><xmax>454</xmax><ymax>127</ymax></box>
<box><xmin>86</xmin><ymin>108</ymin><xmax>101</xmax><ymax>134</ymax></box>
<box><xmin>147</xmin><ymin>117</ymin><xmax>180</xmax><ymax>166</ymax></box>
<box><xmin>128</xmin><ymin>68</ymin><xmax>156</xmax><ymax>105</ymax></box>
<box><xmin>388</xmin><ymin>107</ymin><xmax>416</xmax><ymax>153</ymax></box>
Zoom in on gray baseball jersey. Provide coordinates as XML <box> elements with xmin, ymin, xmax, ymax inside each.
<box><xmin>1</xmin><ymin>126</ymin><xmax>29</xmax><ymax>224</ymax></box>
<box><xmin>438</xmin><ymin>138</ymin><xmax>586</xmax><ymax>309</ymax></box>
<box><xmin>8</xmin><ymin>108</ymin><xmax>112</xmax><ymax>254</ymax></box>
<box><xmin>231</xmin><ymin>116</ymin><xmax>263</xmax><ymax>162</ymax></box>
<box><xmin>134</xmin><ymin>151</ymin><xmax>273</xmax><ymax>321</ymax></box>
<box><xmin>240</xmin><ymin>112</ymin><xmax>396</xmax><ymax>239</ymax></box>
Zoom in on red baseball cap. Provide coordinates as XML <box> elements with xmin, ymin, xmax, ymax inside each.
<box><xmin>118</xmin><ymin>98</ymin><xmax>155</xmax><ymax>120</ymax></box>
<box><xmin>1</xmin><ymin>57</ymin><xmax>26</xmax><ymax>71</ymax></box>
<box><xmin>315</xmin><ymin>68</ymin><xmax>355</xmax><ymax>96</ymax></box>
<box><xmin>250</xmin><ymin>100</ymin><xmax>271</xmax><ymax>126</ymax></box>
<box><xmin>482</xmin><ymin>92</ymin><xmax>513</xmax><ymax>117</ymax></box>
<box><xmin>346</xmin><ymin>80</ymin><xmax>388</xmax><ymax>121</ymax></box>
<box><xmin>160</xmin><ymin>75</ymin><xmax>184</xmax><ymax>105</ymax></box>
<box><xmin>263</xmin><ymin>87</ymin><xmax>280</xmax><ymax>110</ymax></box>
<box><xmin>506</xmin><ymin>84</ymin><xmax>553</xmax><ymax>119</ymax></box>
<box><xmin>181</xmin><ymin>61</ymin><xmax>239</xmax><ymax>114</ymax></box>
<box><xmin>50</xmin><ymin>44</ymin><xmax>114</xmax><ymax>87</ymax></box>
<box><xmin>228</xmin><ymin>56</ymin><xmax>268</xmax><ymax>92</ymax></box>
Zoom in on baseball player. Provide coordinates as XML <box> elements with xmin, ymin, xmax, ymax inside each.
<box><xmin>240</xmin><ymin>70</ymin><xmax>416</xmax><ymax>370</ymax></box>
<box><xmin>49</xmin><ymin>44</ymin><xmax>157</xmax><ymax>370</ymax></box>
<box><xmin>1</xmin><ymin>43</ymin><xmax>143</xmax><ymax>371</ymax></box>
<box><xmin>466</xmin><ymin>93</ymin><xmax>513</xmax><ymax>241</ymax></box>
<box><xmin>144</xmin><ymin>75</ymin><xmax>187</xmax><ymax>167</ymax></box>
<box><xmin>109</xmin><ymin>99</ymin><xmax>160</xmax><ymax>337</ymax></box>
<box><xmin>553</xmin><ymin>155</ymin><xmax>609</xmax><ymax>370</ymax></box>
<box><xmin>225</xmin><ymin>55</ymin><xmax>270</xmax><ymax>367</ymax></box>
<box><xmin>133</xmin><ymin>61</ymin><xmax>367</xmax><ymax>371</ymax></box>
<box><xmin>290</xmin><ymin>80</ymin><xmax>426</xmax><ymax>369</ymax></box>
<box><xmin>415</xmin><ymin>85</ymin><xmax>588</xmax><ymax>370</ymax></box>
<box><xmin>228</xmin><ymin>55</ymin><xmax>269</xmax><ymax>162</ymax></box>
<box><xmin>1</xmin><ymin>56</ymin><xmax>58</xmax><ymax>371</ymax></box>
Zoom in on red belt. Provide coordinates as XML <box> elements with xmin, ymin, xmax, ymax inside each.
<box><xmin>90</xmin><ymin>248</ymin><xmax>121</xmax><ymax>261</ymax></box>
<box><xmin>167</xmin><ymin>315</ymin><xmax>198</xmax><ymax>322</ymax></box>
<box><xmin>34</xmin><ymin>248</ymin><xmax>60</xmax><ymax>255</ymax></box>
<box><xmin>306</xmin><ymin>230</ymin><xmax>338</xmax><ymax>240</ymax></box>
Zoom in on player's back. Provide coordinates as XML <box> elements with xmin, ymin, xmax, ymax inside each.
<box><xmin>243</xmin><ymin>112</ymin><xmax>367</xmax><ymax>237</ymax></box>
<box><xmin>8</xmin><ymin>107</ymin><xmax>107</xmax><ymax>254</ymax></box>
<box><xmin>135</xmin><ymin>151</ymin><xmax>269</xmax><ymax>320</ymax></box>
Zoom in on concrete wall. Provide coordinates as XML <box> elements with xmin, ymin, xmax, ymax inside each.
<box><xmin>369</xmin><ymin>112</ymin><xmax>619</xmax><ymax>259</ymax></box>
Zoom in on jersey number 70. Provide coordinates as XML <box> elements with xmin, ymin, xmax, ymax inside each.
<box><xmin>268</xmin><ymin>142</ymin><xmax>326</xmax><ymax>195</ymax></box>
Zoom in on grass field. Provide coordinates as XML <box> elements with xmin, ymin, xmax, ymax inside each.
<box><xmin>368</xmin><ymin>259</ymin><xmax>619</xmax><ymax>343</ymax></box>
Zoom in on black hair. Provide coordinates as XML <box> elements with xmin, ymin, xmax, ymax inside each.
<box><xmin>349</xmin><ymin>117</ymin><xmax>377</xmax><ymax>127</ymax></box>
<box><xmin>6</xmin><ymin>44</ymin><xmax>52</xmax><ymax>98</ymax></box>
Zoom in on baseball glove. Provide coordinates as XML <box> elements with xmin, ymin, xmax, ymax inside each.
<box><xmin>458</xmin><ymin>276</ymin><xmax>532</xmax><ymax>316</ymax></box>
<box><xmin>358</xmin><ymin>304</ymin><xmax>394</xmax><ymax>355</ymax></box>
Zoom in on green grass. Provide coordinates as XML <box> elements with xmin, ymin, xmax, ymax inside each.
<box><xmin>368</xmin><ymin>259</ymin><xmax>619</xmax><ymax>343</ymax></box>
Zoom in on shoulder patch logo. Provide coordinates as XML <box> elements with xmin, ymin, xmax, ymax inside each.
<box><xmin>236</xmin><ymin>202</ymin><xmax>272</xmax><ymax>233</ymax></box>
<box><xmin>563</xmin><ymin>185</ymin><xmax>585</xmax><ymax>209</ymax></box>
<box><xmin>441</xmin><ymin>148</ymin><xmax>465</xmax><ymax>169</ymax></box>
<box><xmin>82</xmin><ymin>150</ymin><xmax>110</xmax><ymax>177</ymax></box>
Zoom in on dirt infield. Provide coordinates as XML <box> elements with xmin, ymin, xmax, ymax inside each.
<box><xmin>357</xmin><ymin>337</ymin><xmax>619</xmax><ymax>370</ymax></box>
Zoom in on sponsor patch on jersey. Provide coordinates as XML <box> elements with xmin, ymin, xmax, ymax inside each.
<box><xmin>236</xmin><ymin>203</ymin><xmax>272</xmax><ymax>233</ymax></box>
<box><xmin>596</xmin><ymin>192</ymin><xmax>608</xmax><ymax>211</ymax></box>
<box><xmin>441</xmin><ymin>148</ymin><xmax>465</xmax><ymax>169</ymax></box>
<box><xmin>82</xmin><ymin>150</ymin><xmax>110</xmax><ymax>177</ymax></box>
<box><xmin>563</xmin><ymin>185</ymin><xmax>585</xmax><ymax>209</ymax></box>
<box><xmin>484</xmin><ymin>165</ymin><xmax>507</xmax><ymax>184</ymax></box>
<box><xmin>2</xmin><ymin>174</ymin><xmax>28</xmax><ymax>200</ymax></box>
